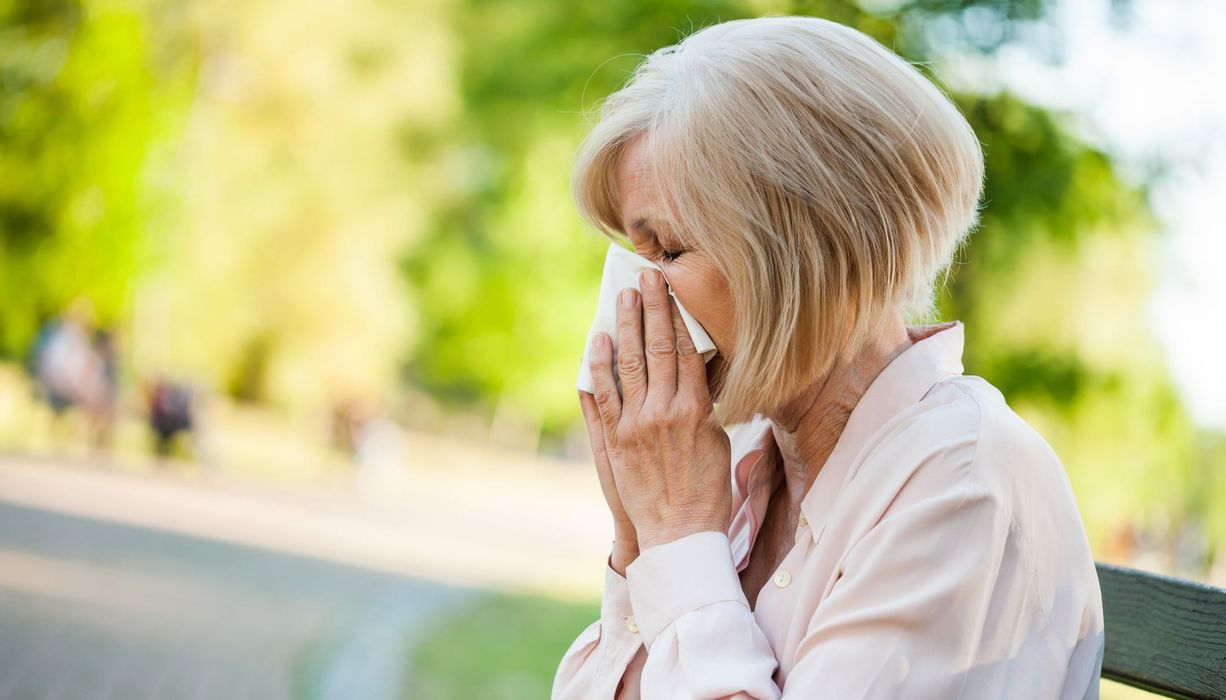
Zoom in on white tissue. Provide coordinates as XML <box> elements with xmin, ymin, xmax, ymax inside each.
<box><xmin>576</xmin><ymin>242</ymin><xmax>718</xmax><ymax>394</ymax></box>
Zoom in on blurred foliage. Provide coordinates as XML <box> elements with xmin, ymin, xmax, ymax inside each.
<box><xmin>0</xmin><ymin>0</ymin><xmax>1218</xmax><ymax>560</ymax></box>
<box><xmin>0</xmin><ymin>0</ymin><xmax>191</xmax><ymax>350</ymax></box>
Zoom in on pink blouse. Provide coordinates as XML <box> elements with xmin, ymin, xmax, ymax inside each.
<box><xmin>552</xmin><ymin>320</ymin><xmax>1105</xmax><ymax>699</ymax></box>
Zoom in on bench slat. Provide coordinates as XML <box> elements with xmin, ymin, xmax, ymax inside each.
<box><xmin>1096</xmin><ymin>563</ymin><xmax>1226</xmax><ymax>699</ymax></box>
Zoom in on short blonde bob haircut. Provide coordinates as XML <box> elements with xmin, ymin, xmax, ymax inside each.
<box><xmin>572</xmin><ymin>16</ymin><xmax>985</xmax><ymax>426</ymax></box>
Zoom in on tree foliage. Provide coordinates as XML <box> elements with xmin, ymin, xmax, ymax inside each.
<box><xmin>0</xmin><ymin>0</ymin><xmax>1214</xmax><ymax>556</ymax></box>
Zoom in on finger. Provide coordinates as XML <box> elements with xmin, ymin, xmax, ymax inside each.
<box><xmin>640</xmin><ymin>269</ymin><xmax>677</xmax><ymax>406</ymax></box>
<box><xmin>615</xmin><ymin>286</ymin><xmax>647</xmax><ymax>414</ymax></box>
<box><xmin>587</xmin><ymin>331</ymin><xmax>623</xmax><ymax>435</ymax></box>
<box><xmin>669</xmin><ymin>294</ymin><xmax>711</xmax><ymax>406</ymax></box>
<box><xmin>579</xmin><ymin>390</ymin><xmax>620</xmax><ymax>503</ymax></box>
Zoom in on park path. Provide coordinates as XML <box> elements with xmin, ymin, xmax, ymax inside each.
<box><xmin>0</xmin><ymin>501</ymin><xmax>477</xmax><ymax>699</ymax></box>
<box><xmin>0</xmin><ymin>445</ymin><xmax>611</xmax><ymax>699</ymax></box>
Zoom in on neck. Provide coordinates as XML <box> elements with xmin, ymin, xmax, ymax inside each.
<box><xmin>765</xmin><ymin>314</ymin><xmax>911</xmax><ymax>509</ymax></box>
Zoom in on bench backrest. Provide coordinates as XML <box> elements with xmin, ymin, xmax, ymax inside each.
<box><xmin>1096</xmin><ymin>562</ymin><xmax>1226</xmax><ymax>699</ymax></box>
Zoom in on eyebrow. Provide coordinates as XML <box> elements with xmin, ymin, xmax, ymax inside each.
<box><xmin>631</xmin><ymin>217</ymin><xmax>668</xmax><ymax>235</ymax></box>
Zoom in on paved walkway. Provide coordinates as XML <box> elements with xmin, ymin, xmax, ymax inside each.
<box><xmin>0</xmin><ymin>501</ymin><xmax>478</xmax><ymax>699</ymax></box>
<box><xmin>0</xmin><ymin>450</ymin><xmax>612</xmax><ymax>699</ymax></box>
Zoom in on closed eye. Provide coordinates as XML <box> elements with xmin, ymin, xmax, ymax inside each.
<box><xmin>629</xmin><ymin>218</ymin><xmax>685</xmax><ymax>263</ymax></box>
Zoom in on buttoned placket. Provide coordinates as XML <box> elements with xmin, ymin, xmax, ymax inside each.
<box><xmin>769</xmin><ymin>509</ymin><xmax>815</xmax><ymax>593</ymax></box>
<box><xmin>737</xmin><ymin>440</ymin><xmax>794</xmax><ymax>603</ymax></box>
<box><xmin>741</xmin><ymin>433</ymin><xmax>820</xmax><ymax>601</ymax></box>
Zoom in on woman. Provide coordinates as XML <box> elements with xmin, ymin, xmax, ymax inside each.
<box><xmin>556</xmin><ymin>15</ymin><xmax>1104</xmax><ymax>700</ymax></box>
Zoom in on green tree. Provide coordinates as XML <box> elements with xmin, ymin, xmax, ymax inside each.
<box><xmin>0</xmin><ymin>0</ymin><xmax>191</xmax><ymax>353</ymax></box>
<box><xmin>402</xmin><ymin>0</ymin><xmax>1208</xmax><ymax>560</ymax></box>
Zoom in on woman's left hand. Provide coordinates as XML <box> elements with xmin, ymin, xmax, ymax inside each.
<box><xmin>584</xmin><ymin>268</ymin><xmax>732</xmax><ymax>551</ymax></box>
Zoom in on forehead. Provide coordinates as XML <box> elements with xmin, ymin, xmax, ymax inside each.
<box><xmin>614</xmin><ymin>136</ymin><xmax>667</xmax><ymax>230</ymax></box>
<box><xmin>615</xmin><ymin>136</ymin><xmax>654</xmax><ymax>197</ymax></box>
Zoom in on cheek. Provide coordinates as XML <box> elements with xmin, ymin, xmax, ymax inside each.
<box><xmin>667</xmin><ymin>272</ymin><xmax>733</xmax><ymax>346</ymax></box>
<box><xmin>662</xmin><ymin>270</ymin><xmax>700</xmax><ymax>311</ymax></box>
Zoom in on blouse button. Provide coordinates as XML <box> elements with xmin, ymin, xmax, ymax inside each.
<box><xmin>625</xmin><ymin>615</ymin><xmax>639</xmax><ymax>633</ymax></box>
<box><xmin>773</xmin><ymin>568</ymin><xmax>792</xmax><ymax>588</ymax></box>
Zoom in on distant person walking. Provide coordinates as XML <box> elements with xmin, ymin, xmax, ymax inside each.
<box><xmin>30</xmin><ymin>304</ymin><xmax>105</xmax><ymax>426</ymax></box>
<box><xmin>144</xmin><ymin>378</ymin><xmax>195</xmax><ymax>458</ymax></box>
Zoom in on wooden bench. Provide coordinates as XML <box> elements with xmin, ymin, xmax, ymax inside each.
<box><xmin>1096</xmin><ymin>563</ymin><xmax>1226</xmax><ymax>698</ymax></box>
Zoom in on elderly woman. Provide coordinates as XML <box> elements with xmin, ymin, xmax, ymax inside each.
<box><xmin>555</xmin><ymin>15</ymin><xmax>1104</xmax><ymax>700</ymax></box>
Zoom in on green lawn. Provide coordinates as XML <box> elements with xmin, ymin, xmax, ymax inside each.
<box><xmin>405</xmin><ymin>591</ymin><xmax>600</xmax><ymax>699</ymax></box>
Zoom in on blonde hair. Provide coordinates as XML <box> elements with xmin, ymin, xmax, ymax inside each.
<box><xmin>572</xmin><ymin>16</ymin><xmax>985</xmax><ymax>426</ymax></box>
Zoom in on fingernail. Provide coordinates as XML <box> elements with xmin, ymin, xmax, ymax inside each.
<box><xmin>620</xmin><ymin>288</ymin><xmax>636</xmax><ymax>308</ymax></box>
<box><xmin>642</xmin><ymin>269</ymin><xmax>662</xmax><ymax>288</ymax></box>
<box><xmin>593</xmin><ymin>333</ymin><xmax>607</xmax><ymax>350</ymax></box>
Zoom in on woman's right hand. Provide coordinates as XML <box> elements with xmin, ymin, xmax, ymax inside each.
<box><xmin>579</xmin><ymin>389</ymin><xmax>639</xmax><ymax>575</ymax></box>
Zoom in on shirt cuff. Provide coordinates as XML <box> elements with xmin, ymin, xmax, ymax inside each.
<box><xmin>602</xmin><ymin>553</ymin><xmax>637</xmax><ymax>632</ymax></box>
<box><xmin>625</xmin><ymin>530</ymin><xmax>750</xmax><ymax>649</ymax></box>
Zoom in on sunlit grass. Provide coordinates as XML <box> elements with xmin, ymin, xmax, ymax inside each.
<box><xmin>1101</xmin><ymin>679</ymin><xmax>1164</xmax><ymax>699</ymax></box>
<box><xmin>405</xmin><ymin>591</ymin><xmax>600</xmax><ymax>700</ymax></box>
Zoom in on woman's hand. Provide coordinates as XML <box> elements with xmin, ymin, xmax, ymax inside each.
<box><xmin>582</xmin><ymin>268</ymin><xmax>732</xmax><ymax>552</ymax></box>
<box><xmin>578</xmin><ymin>390</ymin><xmax>640</xmax><ymax>574</ymax></box>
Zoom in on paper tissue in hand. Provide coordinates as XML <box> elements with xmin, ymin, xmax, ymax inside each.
<box><xmin>576</xmin><ymin>242</ymin><xmax>718</xmax><ymax>395</ymax></box>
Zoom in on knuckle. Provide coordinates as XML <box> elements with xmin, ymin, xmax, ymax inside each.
<box><xmin>652</xmin><ymin>405</ymin><xmax>676</xmax><ymax>427</ymax></box>
<box><xmin>642</xmin><ymin>290</ymin><xmax>667</xmax><ymax>310</ymax></box>
<box><xmin>675</xmin><ymin>335</ymin><xmax>696</xmax><ymax>355</ymax></box>
<box><xmin>647</xmin><ymin>336</ymin><xmax>675</xmax><ymax>358</ymax></box>
<box><xmin>618</xmin><ymin>351</ymin><xmax>645</xmax><ymax>375</ymax></box>
<box><xmin>616</xmin><ymin>422</ymin><xmax>636</xmax><ymax>444</ymax></box>
<box><xmin>670</xmin><ymin>398</ymin><xmax>699</xmax><ymax>421</ymax></box>
<box><xmin>594</xmin><ymin>388</ymin><xmax>616</xmax><ymax>407</ymax></box>
<box><xmin>636</xmin><ymin>401</ymin><xmax>659</xmax><ymax>420</ymax></box>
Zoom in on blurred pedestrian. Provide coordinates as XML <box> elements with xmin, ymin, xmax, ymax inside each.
<box><xmin>144</xmin><ymin>377</ymin><xmax>195</xmax><ymax>459</ymax></box>
<box><xmin>29</xmin><ymin>302</ymin><xmax>101</xmax><ymax>444</ymax></box>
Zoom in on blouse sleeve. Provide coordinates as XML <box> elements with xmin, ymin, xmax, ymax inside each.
<box><xmin>621</xmin><ymin>483</ymin><xmax>1015</xmax><ymax>699</ymax></box>
<box><xmin>624</xmin><ymin>531</ymin><xmax>783</xmax><ymax>699</ymax></box>
<box><xmin>551</xmin><ymin>550</ymin><xmax>648</xmax><ymax>699</ymax></box>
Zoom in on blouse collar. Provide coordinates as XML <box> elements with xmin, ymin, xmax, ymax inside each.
<box><xmin>733</xmin><ymin>320</ymin><xmax>966</xmax><ymax>548</ymax></box>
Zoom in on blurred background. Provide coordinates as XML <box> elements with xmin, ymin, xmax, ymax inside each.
<box><xmin>0</xmin><ymin>0</ymin><xmax>1223</xmax><ymax>697</ymax></box>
